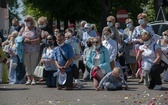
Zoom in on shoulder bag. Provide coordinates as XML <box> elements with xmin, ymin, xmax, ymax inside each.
<box><xmin>59</xmin><ymin>48</ymin><xmax>79</xmax><ymax>78</ymax></box>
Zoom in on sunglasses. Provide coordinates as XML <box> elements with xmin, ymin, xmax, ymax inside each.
<box><xmin>163</xmin><ymin>34</ymin><xmax>168</xmax><ymax>36</ymax></box>
<box><xmin>107</xmin><ymin>21</ymin><xmax>112</xmax><ymax>22</ymax></box>
<box><xmin>47</xmin><ymin>39</ymin><xmax>52</xmax><ymax>40</ymax></box>
<box><xmin>86</xmin><ymin>42</ymin><xmax>91</xmax><ymax>44</ymax></box>
<box><xmin>24</xmin><ymin>19</ymin><xmax>31</xmax><ymax>22</ymax></box>
<box><xmin>93</xmin><ymin>41</ymin><xmax>99</xmax><ymax>44</ymax></box>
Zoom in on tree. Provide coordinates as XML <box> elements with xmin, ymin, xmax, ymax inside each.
<box><xmin>8</xmin><ymin>0</ymin><xmax>20</xmax><ymax>26</ymax></box>
<box><xmin>21</xmin><ymin>0</ymin><xmax>102</xmax><ymax>30</ymax></box>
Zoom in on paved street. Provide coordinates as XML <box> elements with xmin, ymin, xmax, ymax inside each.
<box><xmin>0</xmin><ymin>79</ymin><xmax>168</xmax><ymax>105</ymax></box>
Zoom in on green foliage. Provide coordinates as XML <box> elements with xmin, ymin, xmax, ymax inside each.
<box><xmin>140</xmin><ymin>0</ymin><xmax>155</xmax><ymax>22</ymax></box>
<box><xmin>8</xmin><ymin>0</ymin><xmax>20</xmax><ymax>26</ymax></box>
<box><xmin>21</xmin><ymin>0</ymin><xmax>161</xmax><ymax>31</ymax></box>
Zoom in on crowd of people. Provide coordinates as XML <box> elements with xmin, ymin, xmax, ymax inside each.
<box><xmin>0</xmin><ymin>12</ymin><xmax>168</xmax><ymax>91</ymax></box>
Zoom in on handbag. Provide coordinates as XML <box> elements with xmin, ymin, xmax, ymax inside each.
<box><xmin>129</xmin><ymin>43</ymin><xmax>136</xmax><ymax>57</ymax></box>
<box><xmin>34</xmin><ymin>64</ymin><xmax>45</xmax><ymax>78</ymax></box>
<box><xmin>59</xmin><ymin>48</ymin><xmax>79</xmax><ymax>78</ymax></box>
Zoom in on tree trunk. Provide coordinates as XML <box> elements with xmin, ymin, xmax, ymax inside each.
<box><xmin>100</xmin><ymin>0</ymin><xmax>111</xmax><ymax>35</ymax></box>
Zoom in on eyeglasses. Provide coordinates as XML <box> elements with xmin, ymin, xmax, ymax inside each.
<box><xmin>139</xmin><ymin>18</ymin><xmax>143</xmax><ymax>20</ymax></box>
<box><xmin>107</xmin><ymin>21</ymin><xmax>112</xmax><ymax>22</ymax></box>
<box><xmin>126</xmin><ymin>22</ymin><xmax>131</xmax><ymax>24</ymax></box>
<box><xmin>47</xmin><ymin>39</ymin><xmax>52</xmax><ymax>40</ymax></box>
<box><xmin>65</xmin><ymin>37</ymin><xmax>71</xmax><ymax>39</ymax></box>
<box><xmin>93</xmin><ymin>41</ymin><xmax>99</xmax><ymax>44</ymax></box>
<box><xmin>24</xmin><ymin>19</ymin><xmax>31</xmax><ymax>22</ymax></box>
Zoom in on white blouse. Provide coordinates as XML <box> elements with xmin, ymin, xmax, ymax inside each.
<box><xmin>139</xmin><ymin>42</ymin><xmax>160</xmax><ymax>70</ymax></box>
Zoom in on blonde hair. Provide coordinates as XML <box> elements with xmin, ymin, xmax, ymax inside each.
<box><xmin>12</xmin><ymin>18</ymin><xmax>19</xmax><ymax>24</ymax></box>
<box><xmin>137</xmin><ymin>13</ymin><xmax>147</xmax><ymax>20</ymax></box>
<box><xmin>92</xmin><ymin>36</ymin><xmax>101</xmax><ymax>42</ymax></box>
<box><xmin>141</xmin><ymin>32</ymin><xmax>152</xmax><ymax>40</ymax></box>
<box><xmin>11</xmin><ymin>31</ymin><xmax>18</xmax><ymax>37</ymax></box>
<box><xmin>25</xmin><ymin>15</ymin><xmax>36</xmax><ymax>27</ymax></box>
<box><xmin>125</xmin><ymin>18</ymin><xmax>133</xmax><ymax>23</ymax></box>
<box><xmin>112</xmin><ymin>67</ymin><xmax>121</xmax><ymax>75</ymax></box>
<box><xmin>106</xmin><ymin>16</ymin><xmax>116</xmax><ymax>23</ymax></box>
<box><xmin>65</xmin><ymin>32</ymin><xmax>72</xmax><ymax>37</ymax></box>
<box><xmin>162</xmin><ymin>30</ymin><xmax>168</xmax><ymax>36</ymax></box>
<box><xmin>37</xmin><ymin>16</ymin><xmax>47</xmax><ymax>24</ymax></box>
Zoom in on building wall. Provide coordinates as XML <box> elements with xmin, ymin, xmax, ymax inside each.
<box><xmin>0</xmin><ymin>7</ymin><xmax>9</xmax><ymax>36</ymax></box>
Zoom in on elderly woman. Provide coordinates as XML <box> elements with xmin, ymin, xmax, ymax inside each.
<box><xmin>102</xmin><ymin>27</ymin><xmax>117</xmax><ymax>70</ymax></box>
<box><xmin>123</xmin><ymin>18</ymin><xmax>137</xmax><ymax>80</ymax></box>
<box><xmin>86</xmin><ymin>36</ymin><xmax>111</xmax><ymax>88</ymax></box>
<box><xmin>106</xmin><ymin>16</ymin><xmax>120</xmax><ymax>43</ymax></box>
<box><xmin>136</xmin><ymin>32</ymin><xmax>163</xmax><ymax>90</ymax></box>
<box><xmin>157</xmin><ymin>30</ymin><xmax>168</xmax><ymax>82</ymax></box>
<box><xmin>83</xmin><ymin>38</ymin><xmax>93</xmax><ymax>80</ymax></box>
<box><xmin>20</xmin><ymin>15</ymin><xmax>41</xmax><ymax>85</ymax></box>
<box><xmin>132</xmin><ymin>13</ymin><xmax>155</xmax><ymax>82</ymax></box>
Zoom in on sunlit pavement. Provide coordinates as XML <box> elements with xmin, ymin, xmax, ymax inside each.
<box><xmin>0</xmin><ymin>79</ymin><xmax>168</xmax><ymax>105</ymax></box>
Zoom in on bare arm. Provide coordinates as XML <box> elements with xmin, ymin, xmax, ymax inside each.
<box><xmin>136</xmin><ymin>50</ymin><xmax>144</xmax><ymax>61</ymax></box>
<box><xmin>153</xmin><ymin>48</ymin><xmax>162</xmax><ymax>64</ymax></box>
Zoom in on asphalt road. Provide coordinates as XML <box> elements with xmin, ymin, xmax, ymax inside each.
<box><xmin>0</xmin><ymin>79</ymin><xmax>168</xmax><ymax>105</ymax></box>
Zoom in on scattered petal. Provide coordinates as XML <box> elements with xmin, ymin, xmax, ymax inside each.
<box><xmin>125</xmin><ymin>97</ymin><xmax>129</xmax><ymax>100</ymax></box>
<box><xmin>160</xmin><ymin>94</ymin><xmax>163</xmax><ymax>97</ymax></box>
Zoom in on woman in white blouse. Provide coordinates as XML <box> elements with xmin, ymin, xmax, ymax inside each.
<box><xmin>157</xmin><ymin>30</ymin><xmax>168</xmax><ymax>82</ymax></box>
<box><xmin>136</xmin><ymin>32</ymin><xmax>163</xmax><ymax>90</ymax></box>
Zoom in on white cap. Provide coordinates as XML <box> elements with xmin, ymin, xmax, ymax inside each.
<box><xmin>58</xmin><ymin>72</ymin><xmax>67</xmax><ymax>85</ymax></box>
<box><xmin>84</xmin><ymin>23</ymin><xmax>91</xmax><ymax>28</ymax></box>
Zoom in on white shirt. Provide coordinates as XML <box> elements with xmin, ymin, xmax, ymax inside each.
<box><xmin>102</xmin><ymin>38</ymin><xmax>117</xmax><ymax>62</ymax></box>
<box><xmin>139</xmin><ymin>42</ymin><xmax>160</xmax><ymax>71</ymax></box>
<box><xmin>132</xmin><ymin>25</ymin><xmax>155</xmax><ymax>41</ymax></box>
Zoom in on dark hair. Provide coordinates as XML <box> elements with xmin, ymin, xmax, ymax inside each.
<box><xmin>57</xmin><ymin>32</ymin><xmax>65</xmax><ymax>37</ymax></box>
<box><xmin>46</xmin><ymin>35</ymin><xmax>57</xmax><ymax>47</ymax></box>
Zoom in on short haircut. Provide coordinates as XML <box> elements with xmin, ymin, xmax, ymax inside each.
<box><xmin>57</xmin><ymin>32</ymin><xmax>65</xmax><ymax>38</ymax></box>
<box><xmin>106</xmin><ymin>16</ymin><xmax>115</xmax><ymax>22</ymax></box>
<box><xmin>112</xmin><ymin>67</ymin><xmax>121</xmax><ymax>74</ymax></box>
<box><xmin>102</xmin><ymin>26</ymin><xmax>113</xmax><ymax>34</ymax></box>
<box><xmin>137</xmin><ymin>13</ymin><xmax>147</xmax><ymax>19</ymax></box>
<box><xmin>25</xmin><ymin>15</ymin><xmax>36</xmax><ymax>27</ymax></box>
<box><xmin>38</xmin><ymin>16</ymin><xmax>47</xmax><ymax>24</ymax></box>
<box><xmin>141</xmin><ymin>32</ymin><xmax>152</xmax><ymax>40</ymax></box>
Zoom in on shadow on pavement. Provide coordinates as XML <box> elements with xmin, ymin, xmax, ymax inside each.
<box><xmin>160</xmin><ymin>87</ymin><xmax>168</xmax><ymax>91</ymax></box>
<box><xmin>0</xmin><ymin>87</ymin><xmax>29</xmax><ymax>91</ymax></box>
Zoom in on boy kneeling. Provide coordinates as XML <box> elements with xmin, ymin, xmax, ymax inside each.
<box><xmin>96</xmin><ymin>67</ymin><xmax>128</xmax><ymax>91</ymax></box>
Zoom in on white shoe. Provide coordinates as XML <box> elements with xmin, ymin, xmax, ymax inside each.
<box><xmin>31</xmin><ymin>81</ymin><xmax>36</xmax><ymax>85</ymax></box>
<box><xmin>75</xmin><ymin>79</ymin><xmax>84</xmax><ymax>89</ymax></box>
<box><xmin>25</xmin><ymin>81</ymin><xmax>31</xmax><ymax>85</ymax></box>
<box><xmin>154</xmin><ymin>85</ymin><xmax>162</xmax><ymax>90</ymax></box>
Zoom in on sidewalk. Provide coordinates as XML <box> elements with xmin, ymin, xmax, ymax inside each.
<box><xmin>0</xmin><ymin>79</ymin><xmax>168</xmax><ymax>105</ymax></box>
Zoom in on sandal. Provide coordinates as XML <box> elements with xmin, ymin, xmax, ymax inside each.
<box><xmin>128</xmin><ymin>75</ymin><xmax>136</xmax><ymax>79</ymax></box>
<box><xmin>138</xmin><ymin>80</ymin><xmax>144</xmax><ymax>83</ymax></box>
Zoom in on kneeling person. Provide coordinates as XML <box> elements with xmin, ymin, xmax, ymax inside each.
<box><xmin>96</xmin><ymin>67</ymin><xmax>128</xmax><ymax>91</ymax></box>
